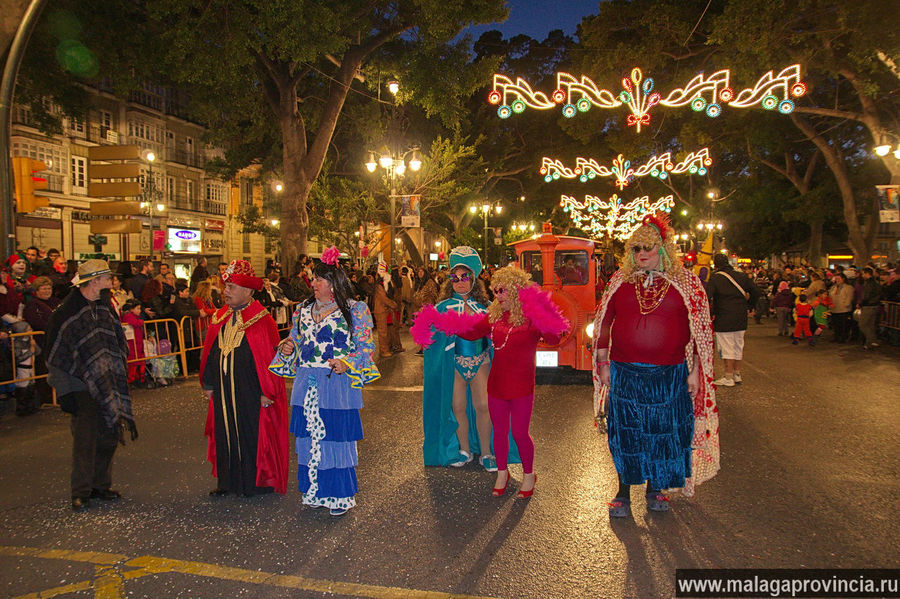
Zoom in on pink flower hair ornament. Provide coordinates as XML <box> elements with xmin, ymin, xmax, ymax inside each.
<box><xmin>321</xmin><ymin>245</ymin><xmax>341</xmax><ymax>266</ymax></box>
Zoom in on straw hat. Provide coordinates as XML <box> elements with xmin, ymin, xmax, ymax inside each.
<box><xmin>71</xmin><ymin>259</ymin><xmax>111</xmax><ymax>286</ymax></box>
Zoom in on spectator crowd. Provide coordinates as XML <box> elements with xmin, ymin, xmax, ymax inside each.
<box><xmin>1</xmin><ymin>243</ymin><xmax>897</xmax><ymax>418</ymax></box>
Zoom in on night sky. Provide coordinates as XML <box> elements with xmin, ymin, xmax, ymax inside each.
<box><xmin>463</xmin><ymin>0</ymin><xmax>599</xmax><ymax>41</ymax></box>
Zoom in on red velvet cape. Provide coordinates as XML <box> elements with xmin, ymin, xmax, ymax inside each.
<box><xmin>199</xmin><ymin>300</ymin><xmax>289</xmax><ymax>493</ymax></box>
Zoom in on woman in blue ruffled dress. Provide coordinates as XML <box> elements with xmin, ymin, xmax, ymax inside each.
<box><xmin>270</xmin><ymin>246</ymin><xmax>379</xmax><ymax>516</ymax></box>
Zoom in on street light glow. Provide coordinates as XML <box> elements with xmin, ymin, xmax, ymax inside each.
<box><xmin>156</xmin><ymin>203</ymin><xmax>165</xmax><ymax>212</ymax></box>
<box><xmin>271</xmin><ymin>219</ymin><xmax>279</xmax><ymax>226</ymax></box>
<box><xmin>874</xmin><ymin>144</ymin><xmax>891</xmax><ymax>156</ymax></box>
<box><xmin>387</xmin><ymin>80</ymin><xmax>399</xmax><ymax>95</ymax></box>
<box><xmin>681</xmin><ymin>209</ymin><xmax>688</xmax><ymax>215</ymax></box>
<box><xmin>365</xmin><ymin>151</ymin><xmax>377</xmax><ymax>172</ymax></box>
<box><xmin>469</xmin><ymin>205</ymin><xmax>477</xmax><ymax>213</ymax></box>
<box><xmin>379</xmin><ymin>154</ymin><xmax>393</xmax><ymax>169</ymax></box>
<box><xmin>435</xmin><ymin>241</ymin><xmax>441</xmax><ymax>248</ymax></box>
<box><xmin>143</xmin><ymin>150</ymin><xmax>155</xmax><ymax>162</ymax></box>
<box><xmin>274</xmin><ymin>183</ymin><xmax>283</xmax><ymax>192</ymax></box>
<box><xmin>408</xmin><ymin>150</ymin><xmax>422</xmax><ymax>171</ymax></box>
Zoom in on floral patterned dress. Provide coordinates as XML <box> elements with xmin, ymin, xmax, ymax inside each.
<box><xmin>269</xmin><ymin>299</ymin><xmax>379</xmax><ymax>511</ymax></box>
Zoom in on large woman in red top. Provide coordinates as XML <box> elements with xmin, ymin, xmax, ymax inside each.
<box><xmin>593</xmin><ymin>214</ymin><xmax>719</xmax><ymax>517</ymax></box>
<box><xmin>459</xmin><ymin>266</ymin><xmax>568</xmax><ymax>499</ymax></box>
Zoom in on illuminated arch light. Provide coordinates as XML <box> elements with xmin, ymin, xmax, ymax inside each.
<box><xmin>560</xmin><ymin>193</ymin><xmax>675</xmax><ymax>240</ymax></box>
<box><xmin>489</xmin><ymin>65</ymin><xmax>806</xmax><ymax>132</ymax></box>
<box><xmin>543</xmin><ymin>148</ymin><xmax>712</xmax><ymax>188</ymax></box>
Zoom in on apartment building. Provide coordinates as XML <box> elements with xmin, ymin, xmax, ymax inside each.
<box><xmin>9</xmin><ymin>82</ymin><xmax>275</xmax><ymax>276</ymax></box>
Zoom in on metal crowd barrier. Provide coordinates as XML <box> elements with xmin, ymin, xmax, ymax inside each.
<box><xmin>0</xmin><ymin>301</ymin><xmax>299</xmax><ymax>405</ymax></box>
<box><xmin>882</xmin><ymin>301</ymin><xmax>900</xmax><ymax>331</ymax></box>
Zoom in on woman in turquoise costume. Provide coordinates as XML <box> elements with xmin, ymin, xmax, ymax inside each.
<box><xmin>414</xmin><ymin>246</ymin><xmax>517</xmax><ymax>471</ymax></box>
<box><xmin>270</xmin><ymin>246</ymin><xmax>379</xmax><ymax>516</ymax></box>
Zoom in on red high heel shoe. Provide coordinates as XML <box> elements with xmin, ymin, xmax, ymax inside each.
<box><xmin>516</xmin><ymin>474</ymin><xmax>537</xmax><ymax>499</ymax></box>
<box><xmin>492</xmin><ymin>474</ymin><xmax>509</xmax><ymax>497</ymax></box>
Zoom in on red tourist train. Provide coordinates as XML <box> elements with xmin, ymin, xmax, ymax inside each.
<box><xmin>508</xmin><ymin>223</ymin><xmax>606</xmax><ymax>373</ymax></box>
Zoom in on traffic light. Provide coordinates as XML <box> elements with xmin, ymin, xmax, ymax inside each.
<box><xmin>12</xmin><ymin>157</ymin><xmax>49</xmax><ymax>213</ymax></box>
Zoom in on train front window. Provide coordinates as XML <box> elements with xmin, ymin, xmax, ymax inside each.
<box><xmin>521</xmin><ymin>251</ymin><xmax>543</xmax><ymax>285</ymax></box>
<box><xmin>555</xmin><ymin>250</ymin><xmax>588</xmax><ymax>285</ymax></box>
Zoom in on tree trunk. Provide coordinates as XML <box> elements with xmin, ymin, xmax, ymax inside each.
<box><xmin>808</xmin><ymin>218</ymin><xmax>823</xmax><ymax>267</ymax></box>
<box><xmin>791</xmin><ymin>115</ymin><xmax>871</xmax><ymax>264</ymax></box>
<box><xmin>279</xmin><ymin>108</ymin><xmax>308</xmax><ymax>273</ymax></box>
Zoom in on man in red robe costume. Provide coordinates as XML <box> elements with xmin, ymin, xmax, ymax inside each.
<box><xmin>200</xmin><ymin>260</ymin><xmax>288</xmax><ymax>496</ymax></box>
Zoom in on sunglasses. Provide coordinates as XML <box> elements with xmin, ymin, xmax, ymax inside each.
<box><xmin>631</xmin><ymin>244</ymin><xmax>658</xmax><ymax>253</ymax></box>
<box><xmin>449</xmin><ymin>272</ymin><xmax>472</xmax><ymax>283</ymax></box>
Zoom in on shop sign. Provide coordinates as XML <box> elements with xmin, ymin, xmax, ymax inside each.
<box><xmin>205</xmin><ymin>219</ymin><xmax>226</xmax><ymax>230</ymax></box>
<box><xmin>167</xmin><ymin>227</ymin><xmax>202</xmax><ymax>253</ymax></box>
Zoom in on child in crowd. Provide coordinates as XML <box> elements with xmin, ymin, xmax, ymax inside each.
<box><xmin>120</xmin><ymin>299</ymin><xmax>147</xmax><ymax>386</ymax></box>
<box><xmin>772</xmin><ymin>281</ymin><xmax>795</xmax><ymax>336</ymax></box>
<box><xmin>792</xmin><ymin>294</ymin><xmax>813</xmax><ymax>346</ymax></box>
<box><xmin>810</xmin><ymin>289</ymin><xmax>833</xmax><ymax>345</ymax></box>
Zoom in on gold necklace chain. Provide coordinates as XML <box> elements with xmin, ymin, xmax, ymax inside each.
<box><xmin>634</xmin><ymin>275</ymin><xmax>670</xmax><ymax>315</ymax></box>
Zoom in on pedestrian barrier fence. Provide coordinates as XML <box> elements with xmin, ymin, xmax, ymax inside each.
<box><xmin>0</xmin><ymin>302</ymin><xmax>300</xmax><ymax>407</ymax></box>
<box><xmin>882</xmin><ymin>301</ymin><xmax>900</xmax><ymax>331</ymax></box>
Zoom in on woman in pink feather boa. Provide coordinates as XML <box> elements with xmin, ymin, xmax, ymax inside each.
<box><xmin>455</xmin><ymin>266</ymin><xmax>569</xmax><ymax>498</ymax></box>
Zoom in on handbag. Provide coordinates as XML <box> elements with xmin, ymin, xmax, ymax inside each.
<box><xmin>852</xmin><ymin>307</ymin><xmax>861</xmax><ymax>322</ymax></box>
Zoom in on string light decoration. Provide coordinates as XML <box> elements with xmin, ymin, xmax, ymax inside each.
<box><xmin>489</xmin><ymin>65</ymin><xmax>806</xmax><ymax>130</ymax></box>
<box><xmin>541</xmin><ymin>148</ymin><xmax>712</xmax><ymax>189</ymax></box>
<box><xmin>560</xmin><ymin>194</ymin><xmax>674</xmax><ymax>241</ymax></box>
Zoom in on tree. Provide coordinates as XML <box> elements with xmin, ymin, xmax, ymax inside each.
<box><xmin>709</xmin><ymin>0</ymin><xmax>900</xmax><ymax>263</ymax></box>
<box><xmin>150</xmin><ymin>0</ymin><xmax>508</xmax><ymax>271</ymax></box>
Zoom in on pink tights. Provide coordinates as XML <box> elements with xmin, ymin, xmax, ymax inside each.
<box><xmin>488</xmin><ymin>394</ymin><xmax>535</xmax><ymax>473</ymax></box>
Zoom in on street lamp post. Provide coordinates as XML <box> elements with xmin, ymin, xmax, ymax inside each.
<box><xmin>142</xmin><ymin>150</ymin><xmax>156</xmax><ymax>259</ymax></box>
<box><xmin>365</xmin><ymin>147</ymin><xmax>422</xmax><ymax>265</ymax></box>
<box><xmin>470</xmin><ymin>201</ymin><xmax>503</xmax><ymax>264</ymax></box>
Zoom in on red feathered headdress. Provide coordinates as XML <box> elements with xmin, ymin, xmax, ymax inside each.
<box><xmin>641</xmin><ymin>212</ymin><xmax>671</xmax><ymax>242</ymax></box>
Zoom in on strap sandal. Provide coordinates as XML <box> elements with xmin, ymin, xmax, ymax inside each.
<box><xmin>646</xmin><ymin>492</ymin><xmax>670</xmax><ymax>512</ymax></box>
<box><xmin>449</xmin><ymin>450</ymin><xmax>473</xmax><ymax>467</ymax></box>
<box><xmin>607</xmin><ymin>498</ymin><xmax>631</xmax><ymax>518</ymax></box>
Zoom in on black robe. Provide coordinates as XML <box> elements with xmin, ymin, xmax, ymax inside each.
<box><xmin>202</xmin><ymin>335</ymin><xmax>269</xmax><ymax>495</ymax></box>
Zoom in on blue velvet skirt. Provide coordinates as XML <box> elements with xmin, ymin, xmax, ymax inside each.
<box><xmin>607</xmin><ymin>361</ymin><xmax>693</xmax><ymax>489</ymax></box>
<box><xmin>290</xmin><ymin>367</ymin><xmax>363</xmax><ymax>501</ymax></box>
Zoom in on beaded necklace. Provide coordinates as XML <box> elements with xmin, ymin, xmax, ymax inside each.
<box><xmin>311</xmin><ymin>299</ymin><xmax>337</xmax><ymax>322</ymax></box>
<box><xmin>634</xmin><ymin>270</ymin><xmax>670</xmax><ymax>315</ymax></box>
<box><xmin>491</xmin><ymin>315</ymin><xmax>518</xmax><ymax>351</ymax></box>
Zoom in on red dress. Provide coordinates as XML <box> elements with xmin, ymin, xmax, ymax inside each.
<box><xmin>465</xmin><ymin>312</ymin><xmax>562</xmax><ymax>399</ymax></box>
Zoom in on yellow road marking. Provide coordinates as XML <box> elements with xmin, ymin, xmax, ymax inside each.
<box><xmin>0</xmin><ymin>545</ymin><xmax>495</xmax><ymax>599</ymax></box>
<box><xmin>93</xmin><ymin>565</ymin><xmax>125</xmax><ymax>599</ymax></box>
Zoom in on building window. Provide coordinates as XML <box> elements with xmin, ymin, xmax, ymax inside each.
<box><xmin>71</xmin><ymin>156</ymin><xmax>87</xmax><ymax>193</ymax></box>
<box><xmin>100</xmin><ymin>110</ymin><xmax>112</xmax><ymax>129</ymax></box>
<box><xmin>166</xmin><ymin>176</ymin><xmax>175</xmax><ymax>203</ymax></box>
<box><xmin>166</xmin><ymin>131</ymin><xmax>175</xmax><ymax>149</ymax></box>
<box><xmin>186</xmin><ymin>180</ymin><xmax>195</xmax><ymax>203</ymax></box>
<box><xmin>242</xmin><ymin>232</ymin><xmax>250</xmax><ymax>254</ymax></box>
<box><xmin>69</xmin><ymin>117</ymin><xmax>84</xmax><ymax>135</ymax></box>
<box><xmin>240</xmin><ymin>179</ymin><xmax>253</xmax><ymax>205</ymax></box>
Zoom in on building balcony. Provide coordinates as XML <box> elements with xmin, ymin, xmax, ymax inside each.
<box><xmin>167</xmin><ymin>149</ymin><xmax>204</xmax><ymax>169</ymax></box>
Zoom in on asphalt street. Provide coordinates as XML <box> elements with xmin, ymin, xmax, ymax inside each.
<box><xmin>0</xmin><ymin>320</ymin><xmax>897</xmax><ymax>598</ymax></box>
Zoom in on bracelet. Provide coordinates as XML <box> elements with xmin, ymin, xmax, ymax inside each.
<box><xmin>597</xmin><ymin>360</ymin><xmax>610</xmax><ymax>367</ymax></box>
